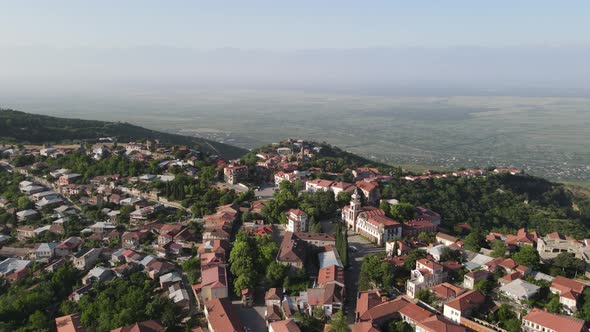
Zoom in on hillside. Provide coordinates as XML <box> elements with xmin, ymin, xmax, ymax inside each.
<box><xmin>0</xmin><ymin>109</ymin><xmax>247</xmax><ymax>159</ymax></box>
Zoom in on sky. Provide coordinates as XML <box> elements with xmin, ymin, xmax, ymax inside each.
<box><xmin>1</xmin><ymin>0</ymin><xmax>589</xmax><ymax>49</ymax></box>
<box><xmin>1</xmin><ymin>1</ymin><xmax>590</xmax><ymax>96</ymax></box>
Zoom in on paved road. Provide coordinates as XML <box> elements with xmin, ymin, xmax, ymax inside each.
<box><xmin>344</xmin><ymin>232</ymin><xmax>385</xmax><ymax>322</ymax></box>
<box><xmin>232</xmin><ymin>300</ymin><xmax>267</xmax><ymax>332</ymax></box>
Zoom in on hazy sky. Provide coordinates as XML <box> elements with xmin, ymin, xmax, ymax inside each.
<box><xmin>2</xmin><ymin>0</ymin><xmax>589</xmax><ymax>49</ymax></box>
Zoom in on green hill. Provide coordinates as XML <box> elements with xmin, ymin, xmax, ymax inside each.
<box><xmin>0</xmin><ymin>109</ymin><xmax>247</xmax><ymax>159</ymax></box>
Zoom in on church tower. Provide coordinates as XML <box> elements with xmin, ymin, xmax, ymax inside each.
<box><xmin>346</xmin><ymin>188</ymin><xmax>362</xmax><ymax>230</ymax></box>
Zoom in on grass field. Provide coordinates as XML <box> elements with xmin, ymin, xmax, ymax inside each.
<box><xmin>3</xmin><ymin>89</ymin><xmax>589</xmax><ymax>182</ymax></box>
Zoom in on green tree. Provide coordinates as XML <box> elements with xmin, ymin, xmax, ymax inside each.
<box><xmin>512</xmin><ymin>245</ymin><xmax>541</xmax><ymax>270</ymax></box>
<box><xmin>551</xmin><ymin>252</ymin><xmax>586</xmax><ymax>278</ymax></box>
<box><xmin>17</xmin><ymin>196</ymin><xmax>33</xmax><ymax>210</ymax></box>
<box><xmin>266</xmin><ymin>262</ymin><xmax>289</xmax><ymax>288</ymax></box>
<box><xmin>328</xmin><ymin>310</ymin><xmax>350</xmax><ymax>332</ymax></box>
<box><xmin>490</xmin><ymin>240</ymin><xmax>506</xmax><ymax>258</ymax></box>
<box><xmin>463</xmin><ymin>230</ymin><xmax>485</xmax><ymax>252</ymax></box>
<box><xmin>389</xmin><ymin>203</ymin><xmax>416</xmax><ymax>223</ymax></box>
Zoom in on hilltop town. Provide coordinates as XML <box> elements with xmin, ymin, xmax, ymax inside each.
<box><xmin>1</xmin><ymin>138</ymin><xmax>590</xmax><ymax>332</ymax></box>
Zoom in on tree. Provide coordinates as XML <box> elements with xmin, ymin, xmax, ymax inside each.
<box><xmin>389</xmin><ymin>203</ymin><xmax>416</xmax><ymax>223</ymax></box>
<box><xmin>309</xmin><ymin>217</ymin><xmax>322</xmax><ymax>233</ymax></box>
<box><xmin>546</xmin><ymin>296</ymin><xmax>562</xmax><ymax>313</ymax></box>
<box><xmin>328</xmin><ymin>310</ymin><xmax>350</xmax><ymax>332</ymax></box>
<box><xmin>266</xmin><ymin>262</ymin><xmax>288</xmax><ymax>288</ymax></box>
<box><xmin>512</xmin><ymin>245</ymin><xmax>541</xmax><ymax>270</ymax></box>
<box><xmin>229</xmin><ymin>233</ymin><xmax>258</xmax><ymax>295</ymax></box>
<box><xmin>474</xmin><ymin>278</ymin><xmax>494</xmax><ymax>296</ymax></box>
<box><xmin>439</xmin><ymin>247</ymin><xmax>461</xmax><ymax>262</ymax></box>
<box><xmin>27</xmin><ymin>310</ymin><xmax>52</xmax><ymax>331</ymax></box>
<box><xmin>463</xmin><ymin>230</ymin><xmax>485</xmax><ymax>253</ymax></box>
<box><xmin>386</xmin><ymin>320</ymin><xmax>412</xmax><ymax>332</ymax></box>
<box><xmin>403</xmin><ymin>249</ymin><xmax>427</xmax><ymax>271</ymax></box>
<box><xmin>416</xmin><ymin>289</ymin><xmax>436</xmax><ymax>305</ymax></box>
<box><xmin>551</xmin><ymin>252</ymin><xmax>586</xmax><ymax>278</ymax></box>
<box><xmin>417</xmin><ymin>232</ymin><xmax>435</xmax><ymax>244</ymax></box>
<box><xmin>490</xmin><ymin>240</ymin><xmax>506</xmax><ymax>258</ymax></box>
<box><xmin>336</xmin><ymin>191</ymin><xmax>352</xmax><ymax>206</ymax></box>
<box><xmin>17</xmin><ymin>196</ymin><xmax>33</xmax><ymax>210</ymax></box>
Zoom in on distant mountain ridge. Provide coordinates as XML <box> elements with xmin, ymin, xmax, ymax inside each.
<box><xmin>0</xmin><ymin>109</ymin><xmax>247</xmax><ymax>159</ymax></box>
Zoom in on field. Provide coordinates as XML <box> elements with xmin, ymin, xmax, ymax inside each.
<box><xmin>3</xmin><ymin>89</ymin><xmax>590</xmax><ymax>182</ymax></box>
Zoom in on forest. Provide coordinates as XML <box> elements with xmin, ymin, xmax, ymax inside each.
<box><xmin>0</xmin><ymin>109</ymin><xmax>246</xmax><ymax>159</ymax></box>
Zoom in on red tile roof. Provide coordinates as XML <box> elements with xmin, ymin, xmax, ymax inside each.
<box><xmin>444</xmin><ymin>290</ymin><xmax>485</xmax><ymax>313</ymax></box>
<box><xmin>523</xmin><ymin>308</ymin><xmax>585</xmax><ymax>332</ymax></box>
<box><xmin>416</xmin><ymin>315</ymin><xmax>464</xmax><ymax>332</ymax></box>
<box><xmin>204</xmin><ymin>298</ymin><xmax>243</xmax><ymax>332</ymax></box>
<box><xmin>110</xmin><ymin>320</ymin><xmax>165</xmax><ymax>332</ymax></box>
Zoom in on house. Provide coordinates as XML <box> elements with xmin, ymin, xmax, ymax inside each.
<box><xmin>294</xmin><ymin>232</ymin><xmax>336</xmax><ymax>247</ymax></box>
<box><xmin>0</xmin><ymin>258</ymin><xmax>31</xmax><ymax>277</ymax></box>
<box><xmin>356</xmin><ymin>213</ymin><xmax>402</xmax><ymax>246</ymax></box>
<box><xmin>111</xmin><ymin>320</ymin><xmax>166</xmax><ymax>332</ymax></box>
<box><xmin>122</xmin><ymin>230</ymin><xmax>149</xmax><ymax>249</ymax></box>
<box><xmin>35</xmin><ymin>242</ymin><xmax>58</xmax><ymax>260</ymax></box>
<box><xmin>305</xmin><ymin>283</ymin><xmax>345</xmax><ymax>317</ymax></box>
<box><xmin>16</xmin><ymin>209</ymin><xmax>39</xmax><ymax>221</ymax></box>
<box><xmin>522</xmin><ymin>308</ymin><xmax>586</xmax><ymax>332</ymax></box>
<box><xmin>145</xmin><ymin>259</ymin><xmax>174</xmax><ymax>279</ymax></box>
<box><xmin>265</xmin><ymin>288</ymin><xmax>283</xmax><ymax>307</ymax></box>
<box><xmin>305</xmin><ymin>179</ymin><xmax>334</xmax><ymax>193</ymax></box>
<box><xmin>199</xmin><ymin>252</ymin><xmax>226</xmax><ymax>269</ymax></box>
<box><xmin>73</xmin><ymin>247</ymin><xmax>102</xmax><ymax>270</ymax></box>
<box><xmin>224</xmin><ymin>163</ymin><xmax>248</xmax><ymax>184</ymax></box>
<box><xmin>168</xmin><ymin>283</ymin><xmax>190</xmax><ymax>307</ymax></box>
<box><xmin>355</xmin><ymin>180</ymin><xmax>380</xmax><ymax>203</ymax></box>
<box><xmin>56</xmin><ymin>236</ymin><xmax>83</xmax><ymax>256</ymax></box>
<box><xmin>198</xmin><ymin>239</ymin><xmax>230</xmax><ymax>256</ymax></box>
<box><xmin>431</xmin><ymin>282</ymin><xmax>466</xmax><ymax>303</ymax></box>
<box><xmin>89</xmin><ymin>222</ymin><xmax>116</xmax><ymax>235</ymax></box>
<box><xmin>286</xmin><ymin>209</ymin><xmax>308</xmax><ymax>233</ymax></box>
<box><xmin>265</xmin><ymin>304</ymin><xmax>283</xmax><ymax>325</ymax></box>
<box><xmin>415</xmin><ymin>315</ymin><xmax>465</xmax><ymax>332</ymax></box>
<box><xmin>58</xmin><ymin>173</ymin><xmax>82</xmax><ymax>186</ymax></box>
<box><xmin>443</xmin><ymin>290</ymin><xmax>485</xmax><ymax>323</ymax></box>
<box><xmin>82</xmin><ymin>266</ymin><xmax>115</xmax><ymax>285</ymax></box>
<box><xmin>537</xmin><ymin>232</ymin><xmax>585</xmax><ymax>261</ymax></box>
<box><xmin>486</xmin><ymin>228</ymin><xmax>538</xmax><ymax>247</ymax></box>
<box><xmin>398</xmin><ymin>301</ymin><xmax>435</xmax><ymax>326</ymax></box>
<box><xmin>68</xmin><ymin>284</ymin><xmax>93</xmax><ymax>302</ymax></box>
<box><xmin>406</xmin><ymin>259</ymin><xmax>447</xmax><ymax>298</ymax></box>
<box><xmin>55</xmin><ymin>313</ymin><xmax>86</xmax><ymax>332</ymax></box>
<box><xmin>204</xmin><ymin>298</ymin><xmax>244</xmax><ymax>332</ymax></box>
<box><xmin>436</xmin><ymin>232</ymin><xmax>459</xmax><ymax>246</ymax></box>
<box><xmin>317</xmin><ymin>265</ymin><xmax>345</xmax><ymax>288</ymax></box>
<box><xmin>268</xmin><ymin>319</ymin><xmax>301</xmax><ymax>332</ymax></box>
<box><xmin>499</xmin><ymin>279</ymin><xmax>540</xmax><ymax>303</ymax></box>
<box><xmin>463</xmin><ymin>270</ymin><xmax>490</xmax><ymax>290</ymax></box>
<box><xmin>356</xmin><ymin>295</ymin><xmax>412</xmax><ymax>327</ymax></box>
<box><xmin>16</xmin><ymin>225</ymin><xmax>37</xmax><ymax>239</ymax></box>
<box><xmin>550</xmin><ymin>276</ymin><xmax>586</xmax><ymax>313</ymax></box>
<box><xmin>194</xmin><ymin>265</ymin><xmax>229</xmax><ymax>307</ymax></box>
<box><xmin>318</xmin><ymin>250</ymin><xmax>343</xmax><ymax>269</ymax></box>
<box><xmin>160</xmin><ymin>271</ymin><xmax>182</xmax><ymax>289</ymax></box>
<box><xmin>277</xmin><ymin>232</ymin><xmax>308</xmax><ymax>270</ymax></box>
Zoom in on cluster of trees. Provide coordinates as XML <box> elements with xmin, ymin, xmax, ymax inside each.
<box><xmin>334</xmin><ymin>224</ymin><xmax>348</xmax><ymax>266</ymax></box>
<box><xmin>487</xmin><ymin>304</ymin><xmax>521</xmax><ymax>332</ymax></box>
<box><xmin>73</xmin><ymin>272</ymin><xmax>179</xmax><ymax>331</ymax></box>
<box><xmin>379</xmin><ymin>202</ymin><xmax>417</xmax><ymax>223</ymax></box>
<box><xmin>388</xmin><ymin>174</ymin><xmax>590</xmax><ymax>238</ymax></box>
<box><xmin>0</xmin><ymin>108</ymin><xmax>246</xmax><ymax>158</ymax></box>
<box><xmin>358</xmin><ymin>254</ymin><xmax>396</xmax><ymax>293</ymax></box>
<box><xmin>44</xmin><ymin>152</ymin><xmax>151</xmax><ymax>180</ymax></box>
<box><xmin>261</xmin><ymin>180</ymin><xmax>338</xmax><ymax>224</ymax></box>
<box><xmin>229</xmin><ymin>233</ymin><xmax>279</xmax><ymax>295</ymax></box>
<box><xmin>0</xmin><ymin>265</ymin><xmax>80</xmax><ymax>332</ymax></box>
